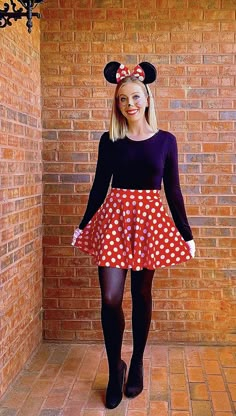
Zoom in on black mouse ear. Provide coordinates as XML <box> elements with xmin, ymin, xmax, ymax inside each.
<box><xmin>104</xmin><ymin>61</ymin><xmax>121</xmax><ymax>84</ymax></box>
<box><xmin>139</xmin><ymin>62</ymin><xmax>157</xmax><ymax>84</ymax></box>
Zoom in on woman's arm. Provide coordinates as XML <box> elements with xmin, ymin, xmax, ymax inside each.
<box><xmin>163</xmin><ymin>134</ymin><xmax>193</xmax><ymax>242</ymax></box>
<box><xmin>79</xmin><ymin>132</ymin><xmax>113</xmax><ymax>229</ymax></box>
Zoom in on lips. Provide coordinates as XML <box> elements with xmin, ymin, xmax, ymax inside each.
<box><xmin>126</xmin><ymin>109</ymin><xmax>138</xmax><ymax>115</ymax></box>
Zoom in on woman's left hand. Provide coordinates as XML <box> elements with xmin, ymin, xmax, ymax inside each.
<box><xmin>186</xmin><ymin>239</ymin><xmax>196</xmax><ymax>258</ymax></box>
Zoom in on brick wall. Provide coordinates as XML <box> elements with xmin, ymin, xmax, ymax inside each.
<box><xmin>41</xmin><ymin>0</ymin><xmax>235</xmax><ymax>344</ymax></box>
<box><xmin>0</xmin><ymin>18</ymin><xmax>42</xmax><ymax>396</ymax></box>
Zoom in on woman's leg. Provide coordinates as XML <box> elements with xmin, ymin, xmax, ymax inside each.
<box><xmin>98</xmin><ymin>266</ymin><xmax>128</xmax><ymax>408</ymax></box>
<box><xmin>125</xmin><ymin>267</ymin><xmax>155</xmax><ymax>398</ymax></box>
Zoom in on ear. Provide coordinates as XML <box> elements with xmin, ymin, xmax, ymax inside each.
<box><xmin>104</xmin><ymin>61</ymin><xmax>121</xmax><ymax>84</ymax></box>
<box><xmin>139</xmin><ymin>62</ymin><xmax>157</xmax><ymax>84</ymax></box>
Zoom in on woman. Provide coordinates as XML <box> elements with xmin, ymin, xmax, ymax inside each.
<box><xmin>72</xmin><ymin>62</ymin><xmax>195</xmax><ymax>409</ymax></box>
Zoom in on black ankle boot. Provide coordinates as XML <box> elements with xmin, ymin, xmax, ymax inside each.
<box><xmin>105</xmin><ymin>360</ymin><xmax>127</xmax><ymax>409</ymax></box>
<box><xmin>125</xmin><ymin>360</ymin><xmax>143</xmax><ymax>398</ymax></box>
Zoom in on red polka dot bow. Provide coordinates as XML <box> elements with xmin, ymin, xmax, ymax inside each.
<box><xmin>104</xmin><ymin>61</ymin><xmax>157</xmax><ymax>85</ymax></box>
<box><xmin>116</xmin><ymin>64</ymin><xmax>145</xmax><ymax>83</ymax></box>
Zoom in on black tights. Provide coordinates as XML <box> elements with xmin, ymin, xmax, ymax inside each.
<box><xmin>98</xmin><ymin>266</ymin><xmax>155</xmax><ymax>376</ymax></box>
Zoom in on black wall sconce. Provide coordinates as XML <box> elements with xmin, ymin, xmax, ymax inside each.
<box><xmin>0</xmin><ymin>0</ymin><xmax>44</xmax><ymax>33</ymax></box>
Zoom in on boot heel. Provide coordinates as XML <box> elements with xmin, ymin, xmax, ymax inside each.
<box><xmin>125</xmin><ymin>361</ymin><xmax>143</xmax><ymax>398</ymax></box>
<box><xmin>105</xmin><ymin>360</ymin><xmax>127</xmax><ymax>409</ymax></box>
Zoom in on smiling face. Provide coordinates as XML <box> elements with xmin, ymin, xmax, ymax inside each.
<box><xmin>116</xmin><ymin>80</ymin><xmax>149</xmax><ymax>125</ymax></box>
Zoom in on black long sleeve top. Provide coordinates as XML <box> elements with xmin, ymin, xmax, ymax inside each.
<box><xmin>79</xmin><ymin>130</ymin><xmax>193</xmax><ymax>241</ymax></box>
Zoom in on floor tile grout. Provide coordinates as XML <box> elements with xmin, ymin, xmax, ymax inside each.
<box><xmin>0</xmin><ymin>343</ymin><xmax>235</xmax><ymax>416</ymax></box>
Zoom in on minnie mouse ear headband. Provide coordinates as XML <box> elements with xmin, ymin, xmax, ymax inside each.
<box><xmin>104</xmin><ymin>61</ymin><xmax>157</xmax><ymax>85</ymax></box>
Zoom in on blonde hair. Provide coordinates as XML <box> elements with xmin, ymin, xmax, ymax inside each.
<box><xmin>109</xmin><ymin>76</ymin><xmax>158</xmax><ymax>141</ymax></box>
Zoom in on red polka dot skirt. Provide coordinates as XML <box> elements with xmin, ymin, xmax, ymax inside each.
<box><xmin>74</xmin><ymin>188</ymin><xmax>192</xmax><ymax>270</ymax></box>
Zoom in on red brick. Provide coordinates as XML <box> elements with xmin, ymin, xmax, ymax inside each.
<box><xmin>0</xmin><ymin>12</ymin><xmax>42</xmax><ymax>400</ymax></box>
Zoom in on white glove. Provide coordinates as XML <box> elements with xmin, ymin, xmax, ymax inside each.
<box><xmin>71</xmin><ymin>228</ymin><xmax>82</xmax><ymax>246</ymax></box>
<box><xmin>186</xmin><ymin>239</ymin><xmax>196</xmax><ymax>258</ymax></box>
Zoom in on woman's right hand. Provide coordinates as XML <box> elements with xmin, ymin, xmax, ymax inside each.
<box><xmin>71</xmin><ymin>228</ymin><xmax>82</xmax><ymax>246</ymax></box>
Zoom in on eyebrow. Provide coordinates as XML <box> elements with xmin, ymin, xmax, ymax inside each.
<box><xmin>118</xmin><ymin>91</ymin><xmax>141</xmax><ymax>97</ymax></box>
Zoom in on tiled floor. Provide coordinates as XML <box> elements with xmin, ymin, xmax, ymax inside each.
<box><xmin>0</xmin><ymin>343</ymin><xmax>236</xmax><ymax>416</ymax></box>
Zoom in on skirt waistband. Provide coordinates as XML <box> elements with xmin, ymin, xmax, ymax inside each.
<box><xmin>110</xmin><ymin>188</ymin><xmax>160</xmax><ymax>202</ymax></box>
